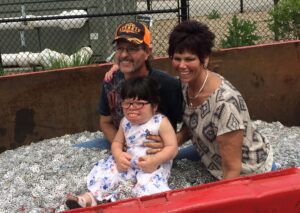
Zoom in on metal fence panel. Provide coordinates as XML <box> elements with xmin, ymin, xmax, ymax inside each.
<box><xmin>0</xmin><ymin>0</ymin><xmax>297</xmax><ymax>74</ymax></box>
<box><xmin>0</xmin><ymin>0</ymin><xmax>180</xmax><ymax>73</ymax></box>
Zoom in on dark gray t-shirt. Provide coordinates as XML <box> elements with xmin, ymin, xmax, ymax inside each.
<box><xmin>98</xmin><ymin>68</ymin><xmax>183</xmax><ymax>130</ymax></box>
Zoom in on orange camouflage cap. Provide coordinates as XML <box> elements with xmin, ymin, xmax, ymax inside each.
<box><xmin>113</xmin><ymin>21</ymin><xmax>151</xmax><ymax>47</ymax></box>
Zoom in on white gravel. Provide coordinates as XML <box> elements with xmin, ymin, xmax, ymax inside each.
<box><xmin>0</xmin><ymin>120</ymin><xmax>299</xmax><ymax>213</ymax></box>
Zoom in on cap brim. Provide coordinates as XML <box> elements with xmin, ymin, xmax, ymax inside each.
<box><xmin>112</xmin><ymin>36</ymin><xmax>143</xmax><ymax>45</ymax></box>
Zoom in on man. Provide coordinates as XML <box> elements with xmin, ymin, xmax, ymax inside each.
<box><xmin>75</xmin><ymin>21</ymin><xmax>183</xmax><ymax>151</ymax></box>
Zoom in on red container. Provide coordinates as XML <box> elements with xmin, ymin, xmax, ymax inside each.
<box><xmin>64</xmin><ymin>168</ymin><xmax>300</xmax><ymax>213</ymax></box>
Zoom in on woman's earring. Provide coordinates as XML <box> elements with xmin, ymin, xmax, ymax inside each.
<box><xmin>203</xmin><ymin>64</ymin><xmax>208</xmax><ymax>69</ymax></box>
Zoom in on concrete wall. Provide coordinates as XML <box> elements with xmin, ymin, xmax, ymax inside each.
<box><xmin>0</xmin><ymin>41</ymin><xmax>299</xmax><ymax>152</ymax></box>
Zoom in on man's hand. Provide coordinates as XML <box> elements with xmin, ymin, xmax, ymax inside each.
<box><xmin>114</xmin><ymin>152</ymin><xmax>132</xmax><ymax>172</ymax></box>
<box><xmin>137</xmin><ymin>156</ymin><xmax>159</xmax><ymax>173</ymax></box>
<box><xmin>143</xmin><ymin>134</ymin><xmax>164</xmax><ymax>154</ymax></box>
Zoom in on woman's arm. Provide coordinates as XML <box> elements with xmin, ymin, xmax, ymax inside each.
<box><xmin>217</xmin><ymin>129</ymin><xmax>243</xmax><ymax>179</ymax></box>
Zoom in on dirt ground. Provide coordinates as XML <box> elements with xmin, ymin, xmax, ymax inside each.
<box><xmin>151</xmin><ymin>11</ymin><xmax>274</xmax><ymax>56</ymax></box>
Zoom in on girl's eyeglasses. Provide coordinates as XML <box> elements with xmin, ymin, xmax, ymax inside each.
<box><xmin>121</xmin><ymin>101</ymin><xmax>150</xmax><ymax>109</ymax></box>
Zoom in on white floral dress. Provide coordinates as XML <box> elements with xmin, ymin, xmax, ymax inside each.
<box><xmin>86</xmin><ymin>113</ymin><xmax>172</xmax><ymax>201</ymax></box>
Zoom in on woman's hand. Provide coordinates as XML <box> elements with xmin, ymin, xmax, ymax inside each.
<box><xmin>137</xmin><ymin>156</ymin><xmax>159</xmax><ymax>173</ymax></box>
<box><xmin>114</xmin><ymin>152</ymin><xmax>132</xmax><ymax>172</ymax></box>
<box><xmin>104</xmin><ymin>64</ymin><xmax>119</xmax><ymax>82</ymax></box>
<box><xmin>143</xmin><ymin>134</ymin><xmax>164</xmax><ymax>154</ymax></box>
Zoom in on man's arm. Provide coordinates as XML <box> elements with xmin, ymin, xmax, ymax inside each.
<box><xmin>144</xmin><ymin>123</ymin><xmax>190</xmax><ymax>154</ymax></box>
<box><xmin>99</xmin><ymin>115</ymin><xmax>118</xmax><ymax>143</ymax></box>
<box><xmin>138</xmin><ymin>117</ymin><xmax>178</xmax><ymax>173</ymax></box>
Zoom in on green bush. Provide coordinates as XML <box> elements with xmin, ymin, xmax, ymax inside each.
<box><xmin>268</xmin><ymin>0</ymin><xmax>300</xmax><ymax>40</ymax></box>
<box><xmin>221</xmin><ymin>15</ymin><xmax>261</xmax><ymax>48</ymax></box>
<box><xmin>207</xmin><ymin>9</ymin><xmax>221</xmax><ymax>20</ymax></box>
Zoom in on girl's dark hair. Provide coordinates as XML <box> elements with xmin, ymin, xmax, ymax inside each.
<box><xmin>168</xmin><ymin>20</ymin><xmax>215</xmax><ymax>64</ymax></box>
<box><xmin>121</xmin><ymin>76</ymin><xmax>160</xmax><ymax>105</ymax></box>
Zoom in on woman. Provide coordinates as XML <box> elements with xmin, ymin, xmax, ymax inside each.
<box><xmin>168</xmin><ymin>20</ymin><xmax>274</xmax><ymax>180</ymax></box>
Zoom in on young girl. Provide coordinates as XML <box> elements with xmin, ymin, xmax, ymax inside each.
<box><xmin>66</xmin><ymin>76</ymin><xmax>178</xmax><ymax>209</ymax></box>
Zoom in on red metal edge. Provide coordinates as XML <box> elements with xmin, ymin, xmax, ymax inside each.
<box><xmin>63</xmin><ymin>168</ymin><xmax>300</xmax><ymax>213</ymax></box>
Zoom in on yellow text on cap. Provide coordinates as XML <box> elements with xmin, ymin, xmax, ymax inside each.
<box><xmin>119</xmin><ymin>23</ymin><xmax>141</xmax><ymax>34</ymax></box>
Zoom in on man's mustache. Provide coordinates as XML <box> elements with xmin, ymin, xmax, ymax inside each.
<box><xmin>119</xmin><ymin>58</ymin><xmax>133</xmax><ymax>63</ymax></box>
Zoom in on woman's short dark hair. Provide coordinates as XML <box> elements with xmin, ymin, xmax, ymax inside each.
<box><xmin>121</xmin><ymin>76</ymin><xmax>160</xmax><ymax>105</ymax></box>
<box><xmin>168</xmin><ymin>20</ymin><xmax>215</xmax><ymax>64</ymax></box>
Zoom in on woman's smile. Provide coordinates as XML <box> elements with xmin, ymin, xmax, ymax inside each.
<box><xmin>172</xmin><ymin>52</ymin><xmax>203</xmax><ymax>83</ymax></box>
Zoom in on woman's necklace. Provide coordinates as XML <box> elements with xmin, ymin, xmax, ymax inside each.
<box><xmin>188</xmin><ymin>70</ymin><xmax>209</xmax><ymax>100</ymax></box>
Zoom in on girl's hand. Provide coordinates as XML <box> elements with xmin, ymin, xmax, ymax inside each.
<box><xmin>114</xmin><ymin>152</ymin><xmax>132</xmax><ymax>172</ymax></box>
<box><xmin>143</xmin><ymin>134</ymin><xmax>164</xmax><ymax>154</ymax></box>
<box><xmin>104</xmin><ymin>64</ymin><xmax>119</xmax><ymax>82</ymax></box>
<box><xmin>137</xmin><ymin>156</ymin><xmax>159</xmax><ymax>173</ymax></box>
